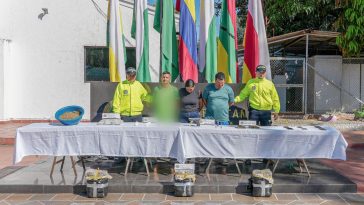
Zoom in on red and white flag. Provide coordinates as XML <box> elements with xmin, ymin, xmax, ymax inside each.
<box><xmin>242</xmin><ymin>0</ymin><xmax>271</xmax><ymax>83</ymax></box>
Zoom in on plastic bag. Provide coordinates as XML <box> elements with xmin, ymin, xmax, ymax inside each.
<box><xmin>85</xmin><ymin>168</ymin><xmax>112</xmax><ymax>181</ymax></box>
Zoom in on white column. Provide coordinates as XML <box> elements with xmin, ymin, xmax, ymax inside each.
<box><xmin>0</xmin><ymin>39</ymin><xmax>11</xmax><ymax>120</ymax></box>
<box><xmin>0</xmin><ymin>40</ymin><xmax>4</xmax><ymax>120</ymax></box>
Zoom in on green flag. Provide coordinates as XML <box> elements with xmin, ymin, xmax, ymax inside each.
<box><xmin>199</xmin><ymin>0</ymin><xmax>217</xmax><ymax>83</ymax></box>
<box><xmin>131</xmin><ymin>0</ymin><xmax>151</xmax><ymax>82</ymax></box>
<box><xmin>153</xmin><ymin>0</ymin><xmax>179</xmax><ymax>81</ymax></box>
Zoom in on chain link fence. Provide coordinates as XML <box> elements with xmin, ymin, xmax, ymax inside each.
<box><xmin>270</xmin><ymin>57</ymin><xmax>305</xmax><ymax>113</ymax></box>
<box><xmin>270</xmin><ymin>57</ymin><xmax>364</xmax><ymax>114</ymax></box>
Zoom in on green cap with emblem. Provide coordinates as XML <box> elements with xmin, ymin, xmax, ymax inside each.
<box><xmin>256</xmin><ymin>65</ymin><xmax>267</xmax><ymax>73</ymax></box>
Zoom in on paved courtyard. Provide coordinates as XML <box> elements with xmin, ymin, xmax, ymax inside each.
<box><xmin>1</xmin><ymin>193</ymin><xmax>364</xmax><ymax>204</ymax></box>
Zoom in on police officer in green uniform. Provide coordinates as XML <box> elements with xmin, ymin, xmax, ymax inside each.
<box><xmin>235</xmin><ymin>65</ymin><xmax>280</xmax><ymax>126</ymax></box>
<box><xmin>112</xmin><ymin>67</ymin><xmax>151</xmax><ymax>122</ymax></box>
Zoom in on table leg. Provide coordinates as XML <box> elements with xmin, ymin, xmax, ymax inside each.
<box><xmin>297</xmin><ymin>159</ymin><xmax>303</xmax><ymax>173</ymax></box>
<box><xmin>265</xmin><ymin>160</ymin><xmax>274</xmax><ymax>169</ymax></box>
<box><xmin>272</xmin><ymin>159</ymin><xmax>280</xmax><ymax>173</ymax></box>
<box><xmin>80</xmin><ymin>157</ymin><xmax>86</xmax><ymax>171</ymax></box>
<box><xmin>50</xmin><ymin>157</ymin><xmax>57</xmax><ymax>176</ymax></box>
<box><xmin>144</xmin><ymin>158</ymin><xmax>150</xmax><ymax>176</ymax></box>
<box><xmin>302</xmin><ymin>159</ymin><xmax>311</xmax><ymax>178</ymax></box>
<box><xmin>149</xmin><ymin>159</ymin><xmax>154</xmax><ymax>170</ymax></box>
<box><xmin>50</xmin><ymin>156</ymin><xmax>83</xmax><ymax>176</ymax></box>
<box><xmin>205</xmin><ymin>158</ymin><xmax>213</xmax><ymax>174</ymax></box>
<box><xmin>130</xmin><ymin>158</ymin><xmax>134</xmax><ymax>171</ymax></box>
<box><xmin>234</xmin><ymin>159</ymin><xmax>242</xmax><ymax>176</ymax></box>
<box><xmin>70</xmin><ymin>156</ymin><xmax>77</xmax><ymax>176</ymax></box>
<box><xmin>60</xmin><ymin>156</ymin><xmax>66</xmax><ymax>171</ymax></box>
<box><xmin>124</xmin><ymin>157</ymin><xmax>131</xmax><ymax>175</ymax></box>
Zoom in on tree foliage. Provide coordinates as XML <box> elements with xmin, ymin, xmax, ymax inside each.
<box><xmin>264</xmin><ymin>0</ymin><xmax>340</xmax><ymax>37</ymax></box>
<box><xmin>336</xmin><ymin>0</ymin><xmax>364</xmax><ymax>57</ymax></box>
<box><xmin>214</xmin><ymin>0</ymin><xmax>340</xmax><ymax>42</ymax></box>
<box><xmin>214</xmin><ymin>0</ymin><xmax>364</xmax><ymax>56</ymax></box>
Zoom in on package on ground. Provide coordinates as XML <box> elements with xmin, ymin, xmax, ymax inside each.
<box><xmin>250</xmin><ymin>169</ymin><xmax>273</xmax><ymax>197</ymax></box>
<box><xmin>174</xmin><ymin>164</ymin><xmax>196</xmax><ymax>197</ymax></box>
<box><xmin>85</xmin><ymin>169</ymin><xmax>112</xmax><ymax>198</ymax></box>
<box><xmin>86</xmin><ymin>178</ymin><xmax>109</xmax><ymax>198</ymax></box>
<box><xmin>175</xmin><ymin>181</ymin><xmax>194</xmax><ymax>197</ymax></box>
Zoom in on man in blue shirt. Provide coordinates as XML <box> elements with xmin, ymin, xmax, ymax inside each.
<box><xmin>202</xmin><ymin>72</ymin><xmax>235</xmax><ymax>125</ymax></box>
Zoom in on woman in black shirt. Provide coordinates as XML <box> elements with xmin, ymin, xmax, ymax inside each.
<box><xmin>179</xmin><ymin>79</ymin><xmax>202</xmax><ymax>123</ymax></box>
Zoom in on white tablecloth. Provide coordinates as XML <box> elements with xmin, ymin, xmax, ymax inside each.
<box><xmin>179</xmin><ymin>125</ymin><xmax>347</xmax><ymax>160</ymax></box>
<box><xmin>14</xmin><ymin>123</ymin><xmax>347</xmax><ymax>164</ymax></box>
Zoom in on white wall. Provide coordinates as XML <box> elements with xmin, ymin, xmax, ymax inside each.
<box><xmin>0</xmin><ymin>0</ymin><xmax>161</xmax><ymax>120</ymax></box>
<box><xmin>0</xmin><ymin>41</ymin><xmax>4</xmax><ymax>119</ymax></box>
<box><xmin>341</xmin><ymin>63</ymin><xmax>361</xmax><ymax>112</ymax></box>
<box><xmin>310</xmin><ymin>55</ymin><xmax>342</xmax><ymax>113</ymax></box>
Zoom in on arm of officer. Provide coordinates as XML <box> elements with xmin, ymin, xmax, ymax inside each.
<box><xmin>271</xmin><ymin>84</ymin><xmax>280</xmax><ymax>113</ymax></box>
<box><xmin>234</xmin><ymin>81</ymin><xmax>251</xmax><ymax>103</ymax></box>
<box><xmin>112</xmin><ymin>83</ymin><xmax>122</xmax><ymax>113</ymax></box>
<box><xmin>141</xmin><ymin>83</ymin><xmax>152</xmax><ymax>103</ymax></box>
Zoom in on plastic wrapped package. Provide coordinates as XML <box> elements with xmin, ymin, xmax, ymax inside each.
<box><xmin>174</xmin><ymin>167</ymin><xmax>196</xmax><ymax>197</ymax></box>
<box><xmin>85</xmin><ymin>169</ymin><xmax>112</xmax><ymax>198</ymax></box>
<box><xmin>250</xmin><ymin>169</ymin><xmax>273</xmax><ymax>197</ymax></box>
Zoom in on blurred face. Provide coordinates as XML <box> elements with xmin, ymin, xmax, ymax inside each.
<box><xmin>215</xmin><ymin>79</ymin><xmax>225</xmax><ymax>90</ymax></box>
<box><xmin>256</xmin><ymin>71</ymin><xmax>266</xmax><ymax>79</ymax></box>
<box><xmin>161</xmin><ymin>74</ymin><xmax>171</xmax><ymax>86</ymax></box>
<box><xmin>127</xmin><ymin>74</ymin><xmax>136</xmax><ymax>82</ymax></box>
<box><xmin>185</xmin><ymin>86</ymin><xmax>195</xmax><ymax>93</ymax></box>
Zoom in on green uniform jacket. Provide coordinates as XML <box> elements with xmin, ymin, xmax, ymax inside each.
<box><xmin>235</xmin><ymin>78</ymin><xmax>280</xmax><ymax>113</ymax></box>
<box><xmin>112</xmin><ymin>80</ymin><xmax>151</xmax><ymax>116</ymax></box>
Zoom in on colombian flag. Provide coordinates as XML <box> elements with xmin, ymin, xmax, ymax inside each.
<box><xmin>242</xmin><ymin>0</ymin><xmax>271</xmax><ymax>83</ymax></box>
<box><xmin>217</xmin><ymin>0</ymin><xmax>237</xmax><ymax>83</ymax></box>
<box><xmin>176</xmin><ymin>0</ymin><xmax>198</xmax><ymax>82</ymax></box>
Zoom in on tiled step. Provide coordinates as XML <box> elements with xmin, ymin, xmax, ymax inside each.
<box><xmin>0</xmin><ymin>159</ymin><xmax>357</xmax><ymax>194</ymax></box>
<box><xmin>0</xmin><ymin>122</ymin><xmax>32</xmax><ymax>145</ymax></box>
<box><xmin>343</xmin><ymin>131</ymin><xmax>364</xmax><ymax>149</ymax></box>
<box><xmin>0</xmin><ymin>137</ymin><xmax>15</xmax><ymax>145</ymax></box>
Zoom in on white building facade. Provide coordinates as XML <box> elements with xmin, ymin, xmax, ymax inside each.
<box><xmin>0</xmin><ymin>0</ymin><xmax>162</xmax><ymax>120</ymax></box>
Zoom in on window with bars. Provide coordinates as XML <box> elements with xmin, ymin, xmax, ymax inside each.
<box><xmin>84</xmin><ymin>46</ymin><xmax>136</xmax><ymax>82</ymax></box>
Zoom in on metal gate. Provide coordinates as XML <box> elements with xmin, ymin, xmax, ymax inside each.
<box><xmin>270</xmin><ymin>57</ymin><xmax>305</xmax><ymax>113</ymax></box>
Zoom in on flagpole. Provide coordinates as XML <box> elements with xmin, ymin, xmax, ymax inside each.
<box><xmin>159</xmin><ymin>0</ymin><xmax>163</xmax><ymax>80</ymax></box>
